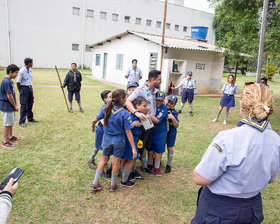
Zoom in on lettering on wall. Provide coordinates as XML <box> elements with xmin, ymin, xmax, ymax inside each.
<box><xmin>195</xmin><ymin>63</ymin><xmax>206</xmax><ymax>70</ymax></box>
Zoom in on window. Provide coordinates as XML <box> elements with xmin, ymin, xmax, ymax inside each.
<box><xmin>72</xmin><ymin>7</ymin><xmax>80</xmax><ymax>15</ymax></box>
<box><xmin>156</xmin><ymin>21</ymin><xmax>161</xmax><ymax>28</ymax></box>
<box><xmin>112</xmin><ymin>13</ymin><xmax>118</xmax><ymax>21</ymax></box>
<box><xmin>86</xmin><ymin>9</ymin><xmax>94</xmax><ymax>17</ymax></box>
<box><xmin>183</xmin><ymin>26</ymin><xmax>188</xmax><ymax>32</ymax></box>
<box><xmin>146</xmin><ymin>19</ymin><xmax>152</xmax><ymax>26</ymax></box>
<box><xmin>135</xmin><ymin>17</ymin><xmax>141</xmax><ymax>25</ymax></box>
<box><xmin>100</xmin><ymin>11</ymin><xmax>106</xmax><ymax>19</ymax></box>
<box><xmin>72</xmin><ymin>44</ymin><xmax>79</xmax><ymax>51</ymax></box>
<box><xmin>116</xmin><ymin>54</ymin><xmax>124</xmax><ymax>70</ymax></box>
<box><xmin>166</xmin><ymin>23</ymin><xmax>171</xmax><ymax>29</ymax></box>
<box><xmin>149</xmin><ymin>53</ymin><xmax>158</xmax><ymax>70</ymax></box>
<box><xmin>85</xmin><ymin>45</ymin><xmax>91</xmax><ymax>52</ymax></box>
<box><xmin>95</xmin><ymin>54</ymin><xmax>101</xmax><ymax>66</ymax></box>
<box><xmin>175</xmin><ymin>24</ymin><xmax>179</xmax><ymax>31</ymax></box>
<box><xmin>124</xmin><ymin>16</ymin><xmax>130</xmax><ymax>23</ymax></box>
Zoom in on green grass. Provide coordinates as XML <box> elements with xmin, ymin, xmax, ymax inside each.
<box><xmin>0</xmin><ymin>69</ymin><xmax>279</xmax><ymax>223</ymax></box>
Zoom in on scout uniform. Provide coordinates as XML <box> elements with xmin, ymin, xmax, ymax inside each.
<box><xmin>191</xmin><ymin>118</ymin><xmax>280</xmax><ymax>224</ymax></box>
<box><xmin>125</xmin><ymin>67</ymin><xmax>143</xmax><ymax>86</ymax></box>
<box><xmin>166</xmin><ymin>95</ymin><xmax>179</xmax><ymax>148</ymax></box>
<box><xmin>220</xmin><ymin>83</ymin><xmax>238</xmax><ymax>107</ymax></box>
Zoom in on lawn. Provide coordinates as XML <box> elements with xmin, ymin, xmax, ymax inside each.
<box><xmin>0</xmin><ymin>69</ymin><xmax>279</xmax><ymax>223</ymax></box>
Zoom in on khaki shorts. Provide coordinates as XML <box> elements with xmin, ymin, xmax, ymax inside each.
<box><xmin>1</xmin><ymin>111</ymin><xmax>16</xmax><ymax>126</ymax></box>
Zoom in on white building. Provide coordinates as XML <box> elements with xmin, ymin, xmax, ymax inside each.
<box><xmin>91</xmin><ymin>31</ymin><xmax>224</xmax><ymax>94</ymax></box>
<box><xmin>0</xmin><ymin>0</ymin><xmax>215</xmax><ymax>68</ymax></box>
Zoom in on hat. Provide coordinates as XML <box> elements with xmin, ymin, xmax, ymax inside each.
<box><xmin>155</xmin><ymin>91</ymin><xmax>166</xmax><ymax>101</ymax></box>
<box><xmin>187</xmin><ymin>71</ymin><xmax>193</xmax><ymax>75</ymax></box>
<box><xmin>126</xmin><ymin>82</ymin><xmax>138</xmax><ymax>90</ymax></box>
<box><xmin>167</xmin><ymin>94</ymin><xmax>178</xmax><ymax>104</ymax></box>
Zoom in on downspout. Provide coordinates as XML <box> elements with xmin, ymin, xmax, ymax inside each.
<box><xmin>5</xmin><ymin>0</ymin><xmax>11</xmax><ymax>64</ymax></box>
<box><xmin>81</xmin><ymin>0</ymin><xmax>86</xmax><ymax>69</ymax></box>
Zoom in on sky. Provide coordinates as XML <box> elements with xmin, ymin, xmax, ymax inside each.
<box><xmin>184</xmin><ymin>0</ymin><xmax>215</xmax><ymax>14</ymax></box>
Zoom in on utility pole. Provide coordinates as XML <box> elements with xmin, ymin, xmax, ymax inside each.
<box><xmin>160</xmin><ymin>0</ymin><xmax>167</xmax><ymax>71</ymax></box>
<box><xmin>256</xmin><ymin>0</ymin><xmax>269</xmax><ymax>83</ymax></box>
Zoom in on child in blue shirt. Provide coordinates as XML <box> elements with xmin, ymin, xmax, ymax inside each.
<box><xmin>88</xmin><ymin>90</ymin><xmax>112</xmax><ymax>169</ymax></box>
<box><xmin>148</xmin><ymin>91</ymin><xmax>168</xmax><ymax>176</ymax></box>
<box><xmin>165</xmin><ymin>95</ymin><xmax>179</xmax><ymax>173</ymax></box>
<box><xmin>91</xmin><ymin>89</ymin><xmax>137</xmax><ymax>192</ymax></box>
<box><xmin>0</xmin><ymin>64</ymin><xmax>21</xmax><ymax>148</ymax></box>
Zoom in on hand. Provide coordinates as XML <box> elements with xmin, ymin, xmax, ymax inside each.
<box><xmin>135</xmin><ymin>111</ymin><xmax>146</xmax><ymax>121</ymax></box>
<box><xmin>132</xmin><ymin>149</ymin><xmax>137</xmax><ymax>159</ymax></box>
<box><xmin>14</xmin><ymin>105</ymin><xmax>19</xmax><ymax>112</ymax></box>
<box><xmin>167</xmin><ymin>113</ymin><xmax>174</xmax><ymax>119</ymax></box>
<box><xmin>2</xmin><ymin>178</ymin><xmax>18</xmax><ymax>196</ymax></box>
<box><xmin>132</xmin><ymin>121</ymin><xmax>142</xmax><ymax>127</ymax></box>
<box><xmin>92</xmin><ymin>125</ymin><xmax>96</xmax><ymax>132</ymax></box>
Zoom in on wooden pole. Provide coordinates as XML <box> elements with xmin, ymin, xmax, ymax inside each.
<box><xmin>55</xmin><ymin>66</ymin><xmax>70</xmax><ymax>112</ymax></box>
<box><xmin>160</xmin><ymin>0</ymin><xmax>168</xmax><ymax>71</ymax></box>
<box><xmin>234</xmin><ymin>61</ymin><xmax>239</xmax><ymax>81</ymax></box>
<box><xmin>256</xmin><ymin>0</ymin><xmax>269</xmax><ymax>83</ymax></box>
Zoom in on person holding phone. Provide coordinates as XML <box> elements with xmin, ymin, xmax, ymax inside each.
<box><xmin>0</xmin><ymin>178</ymin><xmax>18</xmax><ymax>224</ymax></box>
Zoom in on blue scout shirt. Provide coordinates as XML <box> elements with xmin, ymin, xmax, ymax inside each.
<box><xmin>154</xmin><ymin>104</ymin><xmax>168</xmax><ymax>132</ymax></box>
<box><xmin>125</xmin><ymin>67</ymin><xmax>143</xmax><ymax>84</ymax></box>
<box><xmin>167</xmin><ymin>109</ymin><xmax>179</xmax><ymax>134</ymax></box>
<box><xmin>0</xmin><ymin>77</ymin><xmax>16</xmax><ymax>112</ymax></box>
<box><xmin>180</xmin><ymin>78</ymin><xmax>196</xmax><ymax>89</ymax></box>
<box><xmin>195</xmin><ymin>120</ymin><xmax>280</xmax><ymax>198</ymax></box>
<box><xmin>129</xmin><ymin>83</ymin><xmax>158</xmax><ymax>116</ymax></box>
<box><xmin>99</xmin><ymin>103</ymin><xmax>133</xmax><ymax>137</ymax></box>
<box><xmin>221</xmin><ymin>83</ymin><xmax>237</xmax><ymax>95</ymax></box>
<box><xmin>17</xmin><ymin>67</ymin><xmax>32</xmax><ymax>86</ymax></box>
<box><xmin>96</xmin><ymin>103</ymin><xmax>106</xmax><ymax>127</ymax></box>
<box><xmin>130</xmin><ymin>113</ymin><xmax>142</xmax><ymax>136</ymax></box>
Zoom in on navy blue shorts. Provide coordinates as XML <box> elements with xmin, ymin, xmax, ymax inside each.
<box><xmin>191</xmin><ymin>187</ymin><xmax>264</xmax><ymax>224</ymax></box>
<box><xmin>166</xmin><ymin>129</ymin><xmax>177</xmax><ymax>147</ymax></box>
<box><xmin>102</xmin><ymin>134</ymin><xmax>125</xmax><ymax>158</ymax></box>
<box><xmin>122</xmin><ymin>135</ymin><xmax>139</xmax><ymax>160</ymax></box>
<box><xmin>220</xmin><ymin>94</ymin><xmax>235</xmax><ymax>107</ymax></box>
<box><xmin>68</xmin><ymin>91</ymin><xmax>80</xmax><ymax>101</ymax></box>
<box><xmin>182</xmin><ymin>89</ymin><xmax>194</xmax><ymax>103</ymax></box>
<box><xmin>150</xmin><ymin>131</ymin><xmax>167</xmax><ymax>154</ymax></box>
<box><xmin>95</xmin><ymin>124</ymin><xmax>104</xmax><ymax>150</ymax></box>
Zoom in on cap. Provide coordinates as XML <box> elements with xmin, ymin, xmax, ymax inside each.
<box><xmin>187</xmin><ymin>71</ymin><xmax>193</xmax><ymax>75</ymax></box>
<box><xmin>155</xmin><ymin>91</ymin><xmax>166</xmax><ymax>101</ymax></box>
<box><xmin>167</xmin><ymin>94</ymin><xmax>178</xmax><ymax>104</ymax></box>
<box><xmin>126</xmin><ymin>82</ymin><xmax>138</xmax><ymax>90</ymax></box>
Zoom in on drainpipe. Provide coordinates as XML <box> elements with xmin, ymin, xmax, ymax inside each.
<box><xmin>81</xmin><ymin>0</ymin><xmax>86</xmax><ymax>69</ymax></box>
<box><xmin>5</xmin><ymin>0</ymin><xmax>11</xmax><ymax>64</ymax></box>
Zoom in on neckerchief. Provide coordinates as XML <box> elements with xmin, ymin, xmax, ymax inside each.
<box><xmin>111</xmin><ymin>104</ymin><xmax>124</xmax><ymax>115</ymax></box>
<box><xmin>236</xmin><ymin>118</ymin><xmax>269</xmax><ymax>132</ymax></box>
<box><xmin>144</xmin><ymin>83</ymin><xmax>156</xmax><ymax>107</ymax></box>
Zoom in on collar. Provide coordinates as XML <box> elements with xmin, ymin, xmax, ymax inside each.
<box><xmin>144</xmin><ymin>83</ymin><xmax>155</xmax><ymax>94</ymax></box>
<box><xmin>236</xmin><ymin>118</ymin><xmax>269</xmax><ymax>132</ymax></box>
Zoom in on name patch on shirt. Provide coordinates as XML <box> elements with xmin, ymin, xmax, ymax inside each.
<box><xmin>212</xmin><ymin>143</ymin><xmax>222</xmax><ymax>152</ymax></box>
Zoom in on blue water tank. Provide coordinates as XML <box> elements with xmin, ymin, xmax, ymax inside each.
<box><xmin>191</xmin><ymin>26</ymin><xmax>209</xmax><ymax>40</ymax></box>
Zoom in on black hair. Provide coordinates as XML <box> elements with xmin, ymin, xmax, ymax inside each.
<box><xmin>132</xmin><ymin>59</ymin><xmax>137</xmax><ymax>63</ymax></box>
<box><xmin>24</xmin><ymin>58</ymin><xmax>33</xmax><ymax>66</ymax></box>
<box><xmin>71</xmin><ymin>63</ymin><xmax>77</xmax><ymax>67</ymax></box>
<box><xmin>104</xmin><ymin>89</ymin><xmax>126</xmax><ymax>126</ymax></box>
<box><xmin>101</xmin><ymin>90</ymin><xmax>111</xmax><ymax>101</ymax></box>
<box><xmin>6</xmin><ymin>64</ymin><xmax>19</xmax><ymax>75</ymax></box>
<box><xmin>260</xmin><ymin>77</ymin><xmax>268</xmax><ymax>83</ymax></box>
<box><xmin>132</xmin><ymin>96</ymin><xmax>147</xmax><ymax>108</ymax></box>
<box><xmin>148</xmin><ymin>70</ymin><xmax>161</xmax><ymax>81</ymax></box>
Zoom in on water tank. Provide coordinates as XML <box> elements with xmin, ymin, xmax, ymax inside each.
<box><xmin>191</xmin><ymin>26</ymin><xmax>209</xmax><ymax>40</ymax></box>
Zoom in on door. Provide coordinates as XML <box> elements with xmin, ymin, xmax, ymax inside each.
<box><xmin>102</xmin><ymin>53</ymin><xmax>107</xmax><ymax>79</ymax></box>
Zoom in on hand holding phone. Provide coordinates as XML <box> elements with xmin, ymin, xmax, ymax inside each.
<box><xmin>1</xmin><ymin>178</ymin><xmax>18</xmax><ymax>196</ymax></box>
<box><xmin>0</xmin><ymin>167</ymin><xmax>24</xmax><ymax>191</ymax></box>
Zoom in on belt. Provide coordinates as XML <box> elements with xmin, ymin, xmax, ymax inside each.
<box><xmin>225</xmin><ymin>94</ymin><xmax>234</xmax><ymax>96</ymax></box>
<box><xmin>21</xmin><ymin>85</ymin><xmax>32</xmax><ymax>88</ymax></box>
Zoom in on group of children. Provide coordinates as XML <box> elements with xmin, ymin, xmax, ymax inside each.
<box><xmin>88</xmin><ymin>83</ymin><xmax>179</xmax><ymax>192</ymax></box>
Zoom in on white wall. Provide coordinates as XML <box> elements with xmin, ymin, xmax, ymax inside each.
<box><xmin>0</xmin><ymin>0</ymin><xmax>215</xmax><ymax>68</ymax></box>
<box><xmin>91</xmin><ymin>35</ymin><xmax>161</xmax><ymax>87</ymax></box>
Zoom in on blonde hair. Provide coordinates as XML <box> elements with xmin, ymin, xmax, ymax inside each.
<box><xmin>241</xmin><ymin>83</ymin><xmax>273</xmax><ymax>121</ymax></box>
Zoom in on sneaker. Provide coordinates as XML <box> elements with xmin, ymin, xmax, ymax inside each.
<box><xmin>87</xmin><ymin>159</ymin><xmax>97</xmax><ymax>169</ymax></box>
<box><xmin>19</xmin><ymin>123</ymin><xmax>27</xmax><ymax>127</ymax></box>
<box><xmin>79</xmin><ymin>107</ymin><xmax>84</xmax><ymax>113</ymax></box>
<box><xmin>223</xmin><ymin>120</ymin><xmax>227</xmax><ymax>125</ymax></box>
<box><xmin>1</xmin><ymin>141</ymin><xmax>15</xmax><ymax>149</ymax></box>
<box><xmin>28</xmin><ymin>119</ymin><xmax>38</xmax><ymax>123</ymax></box>
<box><xmin>120</xmin><ymin>180</ymin><xmax>136</xmax><ymax>188</ymax></box>
<box><xmin>109</xmin><ymin>185</ymin><xmax>117</xmax><ymax>192</ymax></box>
<box><xmin>212</xmin><ymin>118</ymin><xmax>218</xmax><ymax>122</ymax></box>
<box><xmin>133</xmin><ymin>170</ymin><xmax>144</xmax><ymax>180</ymax></box>
<box><xmin>178</xmin><ymin>110</ymin><xmax>182</xmax><ymax>114</ymax></box>
<box><xmin>8</xmin><ymin>136</ymin><xmax>22</xmax><ymax>142</ymax></box>
<box><xmin>154</xmin><ymin>168</ymin><xmax>162</xmax><ymax>176</ymax></box>
<box><xmin>165</xmin><ymin>165</ymin><xmax>171</xmax><ymax>174</ymax></box>
<box><xmin>140</xmin><ymin>166</ymin><xmax>149</xmax><ymax>173</ymax></box>
<box><xmin>147</xmin><ymin>168</ymin><xmax>156</xmax><ymax>175</ymax></box>
<box><xmin>91</xmin><ymin>183</ymin><xmax>102</xmax><ymax>191</ymax></box>
<box><xmin>128</xmin><ymin>172</ymin><xmax>136</xmax><ymax>181</ymax></box>
<box><xmin>190</xmin><ymin>111</ymin><xmax>193</xmax><ymax>117</ymax></box>
<box><xmin>69</xmin><ymin>108</ymin><xmax>73</xmax><ymax>113</ymax></box>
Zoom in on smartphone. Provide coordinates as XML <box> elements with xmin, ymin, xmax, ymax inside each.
<box><xmin>0</xmin><ymin>167</ymin><xmax>24</xmax><ymax>190</ymax></box>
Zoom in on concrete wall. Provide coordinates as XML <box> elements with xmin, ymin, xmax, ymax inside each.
<box><xmin>0</xmin><ymin>0</ymin><xmax>215</xmax><ymax>68</ymax></box>
<box><xmin>91</xmin><ymin>35</ymin><xmax>161</xmax><ymax>87</ymax></box>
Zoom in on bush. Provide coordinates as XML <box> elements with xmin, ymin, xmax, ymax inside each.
<box><xmin>262</xmin><ymin>61</ymin><xmax>277</xmax><ymax>80</ymax></box>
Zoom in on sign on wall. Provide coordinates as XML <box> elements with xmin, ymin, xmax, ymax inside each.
<box><xmin>195</xmin><ymin>63</ymin><xmax>206</xmax><ymax>70</ymax></box>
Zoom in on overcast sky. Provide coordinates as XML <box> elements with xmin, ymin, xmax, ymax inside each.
<box><xmin>184</xmin><ymin>0</ymin><xmax>215</xmax><ymax>13</ymax></box>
